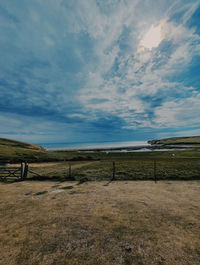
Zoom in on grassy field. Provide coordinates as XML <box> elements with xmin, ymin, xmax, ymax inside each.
<box><xmin>1</xmin><ymin>149</ymin><xmax>200</xmax><ymax>181</ymax></box>
<box><xmin>24</xmin><ymin>158</ymin><xmax>200</xmax><ymax>181</ymax></box>
<box><xmin>1</xmin><ymin>137</ymin><xmax>200</xmax><ymax>181</ymax></box>
<box><xmin>0</xmin><ymin>180</ymin><xmax>200</xmax><ymax>265</ymax></box>
<box><xmin>1</xmin><ymin>138</ymin><xmax>200</xmax><ymax>264</ymax></box>
<box><xmin>1</xmin><ymin>137</ymin><xmax>200</xmax><ymax>164</ymax></box>
<box><xmin>0</xmin><ymin>138</ymin><xmax>107</xmax><ymax>163</ymax></box>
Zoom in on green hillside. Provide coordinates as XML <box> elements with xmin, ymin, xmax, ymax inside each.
<box><xmin>148</xmin><ymin>136</ymin><xmax>200</xmax><ymax>145</ymax></box>
<box><xmin>1</xmin><ymin>136</ymin><xmax>200</xmax><ymax>163</ymax></box>
<box><xmin>0</xmin><ymin>138</ymin><xmax>45</xmax><ymax>151</ymax></box>
<box><xmin>0</xmin><ymin>138</ymin><xmax>48</xmax><ymax>162</ymax></box>
<box><xmin>0</xmin><ymin>138</ymin><xmax>98</xmax><ymax>162</ymax></box>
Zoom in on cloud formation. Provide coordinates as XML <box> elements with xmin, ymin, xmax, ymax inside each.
<box><xmin>0</xmin><ymin>0</ymin><xmax>200</xmax><ymax>143</ymax></box>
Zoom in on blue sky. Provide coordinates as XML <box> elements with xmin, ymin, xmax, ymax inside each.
<box><xmin>0</xmin><ymin>0</ymin><xmax>200</xmax><ymax>144</ymax></box>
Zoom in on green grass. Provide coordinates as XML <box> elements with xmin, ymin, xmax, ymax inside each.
<box><xmin>0</xmin><ymin>138</ymin><xmax>101</xmax><ymax>163</ymax></box>
<box><xmin>149</xmin><ymin>136</ymin><xmax>200</xmax><ymax>145</ymax></box>
<box><xmin>1</xmin><ymin>138</ymin><xmax>200</xmax><ymax>181</ymax></box>
<box><xmin>24</xmin><ymin>151</ymin><xmax>200</xmax><ymax>181</ymax></box>
<box><xmin>0</xmin><ymin>138</ymin><xmax>45</xmax><ymax>150</ymax></box>
<box><xmin>72</xmin><ymin>157</ymin><xmax>200</xmax><ymax>181</ymax></box>
<box><xmin>1</xmin><ymin>137</ymin><xmax>200</xmax><ymax>163</ymax></box>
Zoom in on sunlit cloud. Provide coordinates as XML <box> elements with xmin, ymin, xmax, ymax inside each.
<box><xmin>140</xmin><ymin>24</ymin><xmax>162</xmax><ymax>50</ymax></box>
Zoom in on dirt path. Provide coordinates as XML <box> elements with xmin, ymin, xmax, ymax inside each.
<box><xmin>9</xmin><ymin>161</ymin><xmax>97</xmax><ymax>168</ymax></box>
<box><xmin>9</xmin><ymin>162</ymin><xmax>59</xmax><ymax>168</ymax></box>
<box><xmin>69</xmin><ymin>161</ymin><xmax>98</xmax><ymax>169</ymax></box>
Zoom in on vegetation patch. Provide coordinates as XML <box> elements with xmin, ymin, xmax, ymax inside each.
<box><xmin>33</xmin><ymin>191</ymin><xmax>48</xmax><ymax>196</ymax></box>
<box><xmin>25</xmin><ymin>191</ymin><xmax>32</xmax><ymax>196</ymax></box>
<box><xmin>61</xmin><ymin>185</ymin><xmax>73</xmax><ymax>190</ymax></box>
<box><xmin>78</xmin><ymin>177</ymin><xmax>89</xmax><ymax>184</ymax></box>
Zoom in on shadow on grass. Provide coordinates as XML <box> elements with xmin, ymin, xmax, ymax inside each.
<box><xmin>33</xmin><ymin>191</ymin><xmax>48</xmax><ymax>196</ymax></box>
<box><xmin>1</xmin><ymin>175</ymin><xmax>200</xmax><ymax>184</ymax></box>
<box><xmin>0</xmin><ymin>175</ymin><xmax>76</xmax><ymax>183</ymax></box>
<box><xmin>0</xmin><ymin>178</ymin><xmax>23</xmax><ymax>184</ymax></box>
<box><xmin>27</xmin><ymin>175</ymin><xmax>76</xmax><ymax>182</ymax></box>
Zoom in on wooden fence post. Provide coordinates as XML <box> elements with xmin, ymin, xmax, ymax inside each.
<box><xmin>21</xmin><ymin>162</ymin><xmax>25</xmax><ymax>179</ymax></box>
<box><xmin>24</xmin><ymin>162</ymin><xmax>29</xmax><ymax>179</ymax></box>
<box><xmin>154</xmin><ymin>160</ymin><xmax>157</xmax><ymax>183</ymax></box>
<box><xmin>112</xmin><ymin>161</ymin><xmax>116</xmax><ymax>181</ymax></box>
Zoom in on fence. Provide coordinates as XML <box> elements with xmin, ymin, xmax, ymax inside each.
<box><xmin>1</xmin><ymin>158</ymin><xmax>199</xmax><ymax>182</ymax></box>
<box><xmin>71</xmin><ymin>160</ymin><xmax>159</xmax><ymax>182</ymax></box>
<box><xmin>0</xmin><ymin>162</ymin><xmax>28</xmax><ymax>181</ymax></box>
<box><xmin>27</xmin><ymin>158</ymin><xmax>200</xmax><ymax>182</ymax></box>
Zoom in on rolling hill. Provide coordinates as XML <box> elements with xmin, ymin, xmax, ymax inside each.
<box><xmin>148</xmin><ymin>136</ymin><xmax>200</xmax><ymax>145</ymax></box>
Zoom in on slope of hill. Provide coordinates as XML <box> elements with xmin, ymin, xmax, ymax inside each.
<box><xmin>0</xmin><ymin>138</ymin><xmax>96</xmax><ymax>162</ymax></box>
<box><xmin>148</xmin><ymin>136</ymin><xmax>200</xmax><ymax>145</ymax></box>
<box><xmin>1</xmin><ymin>136</ymin><xmax>200</xmax><ymax>163</ymax></box>
<box><xmin>0</xmin><ymin>138</ymin><xmax>45</xmax><ymax>151</ymax></box>
<box><xmin>0</xmin><ymin>138</ymin><xmax>47</xmax><ymax>162</ymax></box>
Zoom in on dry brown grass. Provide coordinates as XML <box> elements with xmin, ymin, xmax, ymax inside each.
<box><xmin>0</xmin><ymin>180</ymin><xmax>200</xmax><ymax>265</ymax></box>
<box><xmin>9</xmin><ymin>163</ymin><xmax>59</xmax><ymax>168</ymax></box>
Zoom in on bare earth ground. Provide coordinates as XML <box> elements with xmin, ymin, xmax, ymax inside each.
<box><xmin>9</xmin><ymin>162</ymin><xmax>94</xmax><ymax>169</ymax></box>
<box><xmin>0</xmin><ymin>180</ymin><xmax>200</xmax><ymax>265</ymax></box>
<box><xmin>9</xmin><ymin>163</ymin><xmax>59</xmax><ymax>168</ymax></box>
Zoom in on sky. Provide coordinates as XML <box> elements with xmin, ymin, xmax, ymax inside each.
<box><xmin>0</xmin><ymin>0</ymin><xmax>200</xmax><ymax>145</ymax></box>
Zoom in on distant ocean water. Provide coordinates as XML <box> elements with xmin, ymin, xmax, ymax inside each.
<box><xmin>39</xmin><ymin>140</ymin><xmax>149</xmax><ymax>150</ymax></box>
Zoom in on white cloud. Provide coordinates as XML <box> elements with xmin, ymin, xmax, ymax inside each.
<box><xmin>167</xmin><ymin>1</ymin><xmax>199</xmax><ymax>25</ymax></box>
<box><xmin>67</xmin><ymin>113</ymin><xmax>86</xmax><ymax>119</ymax></box>
<box><xmin>153</xmin><ymin>94</ymin><xmax>200</xmax><ymax>128</ymax></box>
<box><xmin>174</xmin><ymin>128</ymin><xmax>200</xmax><ymax>137</ymax></box>
<box><xmin>78</xmin><ymin>0</ymin><xmax>200</xmax><ymax>130</ymax></box>
<box><xmin>0</xmin><ymin>112</ymin><xmax>85</xmax><ymax>143</ymax></box>
<box><xmin>182</xmin><ymin>2</ymin><xmax>199</xmax><ymax>24</ymax></box>
<box><xmin>1</xmin><ymin>0</ymin><xmax>200</xmax><ymax>142</ymax></box>
<box><xmin>139</xmin><ymin>23</ymin><xmax>163</xmax><ymax>50</ymax></box>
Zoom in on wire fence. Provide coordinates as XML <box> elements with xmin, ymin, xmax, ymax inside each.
<box><xmin>1</xmin><ymin>158</ymin><xmax>200</xmax><ymax>182</ymax></box>
<box><xmin>63</xmin><ymin>158</ymin><xmax>200</xmax><ymax>182</ymax></box>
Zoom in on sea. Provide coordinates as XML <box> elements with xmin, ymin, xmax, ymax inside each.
<box><xmin>39</xmin><ymin>140</ymin><xmax>150</xmax><ymax>150</ymax></box>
